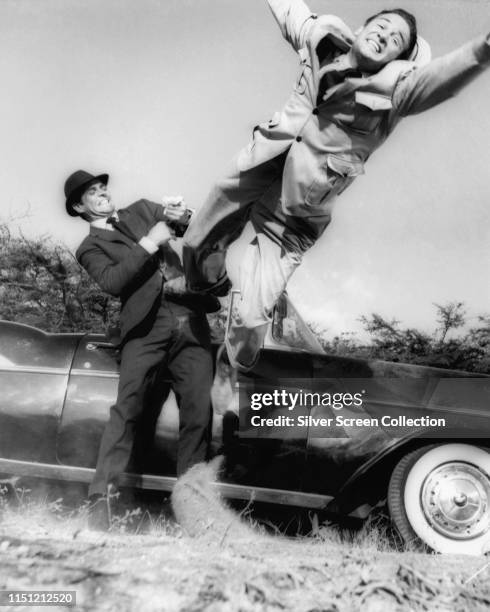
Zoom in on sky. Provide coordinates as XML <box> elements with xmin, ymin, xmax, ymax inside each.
<box><xmin>0</xmin><ymin>0</ymin><xmax>489</xmax><ymax>339</ymax></box>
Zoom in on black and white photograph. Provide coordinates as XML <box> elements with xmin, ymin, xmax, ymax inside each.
<box><xmin>0</xmin><ymin>0</ymin><xmax>489</xmax><ymax>610</ymax></box>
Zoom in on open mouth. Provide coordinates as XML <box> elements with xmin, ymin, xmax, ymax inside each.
<box><xmin>366</xmin><ymin>39</ymin><xmax>382</xmax><ymax>54</ymax></box>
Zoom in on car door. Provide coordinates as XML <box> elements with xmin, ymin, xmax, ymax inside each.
<box><xmin>0</xmin><ymin>321</ymin><xmax>76</xmax><ymax>464</ymax></box>
<box><xmin>220</xmin><ymin>346</ymin><xmax>315</xmax><ymax>493</ymax></box>
<box><xmin>303</xmin><ymin>354</ymin><xmax>386</xmax><ymax>496</ymax></box>
<box><xmin>57</xmin><ymin>333</ymin><xmax>180</xmax><ymax>475</ymax></box>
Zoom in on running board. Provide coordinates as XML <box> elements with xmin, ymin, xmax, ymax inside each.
<box><xmin>0</xmin><ymin>458</ymin><xmax>332</xmax><ymax>510</ymax></box>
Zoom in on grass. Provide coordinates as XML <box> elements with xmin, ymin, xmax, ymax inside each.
<box><xmin>1</xmin><ymin>479</ymin><xmax>414</xmax><ymax>552</ymax></box>
<box><xmin>0</xmin><ymin>481</ymin><xmax>180</xmax><ymax>539</ymax></box>
<box><xmin>1</xmin><ymin>481</ymin><xmax>489</xmax><ymax>612</ymax></box>
<box><xmin>314</xmin><ymin>509</ymin><xmax>418</xmax><ymax>554</ymax></box>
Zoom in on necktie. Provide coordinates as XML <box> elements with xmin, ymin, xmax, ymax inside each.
<box><xmin>107</xmin><ymin>216</ymin><xmax>138</xmax><ymax>242</ymax></box>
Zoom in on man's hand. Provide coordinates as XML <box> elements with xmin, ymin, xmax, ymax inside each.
<box><xmin>162</xmin><ymin>195</ymin><xmax>192</xmax><ymax>224</ymax></box>
<box><xmin>146</xmin><ymin>221</ymin><xmax>173</xmax><ymax>246</ymax></box>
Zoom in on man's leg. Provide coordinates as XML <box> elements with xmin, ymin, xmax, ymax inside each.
<box><xmin>129</xmin><ymin>366</ymin><xmax>172</xmax><ymax>474</ymax></box>
<box><xmin>89</xmin><ymin>305</ymin><xmax>174</xmax><ymax>497</ymax></box>
<box><xmin>208</xmin><ymin>180</ymin><xmax>313</xmax><ymax>414</ymax></box>
<box><xmin>183</xmin><ymin>152</ymin><xmax>288</xmax><ymax>294</ymax></box>
<box><xmin>210</xmin><ymin>232</ymin><xmax>303</xmax><ymax>415</ymax></box>
<box><xmin>224</xmin><ymin>188</ymin><xmax>332</xmax><ymax>368</ymax></box>
<box><xmin>166</xmin><ymin>314</ymin><xmax>214</xmax><ymax>476</ymax></box>
<box><xmin>226</xmin><ymin>233</ymin><xmax>303</xmax><ymax>369</ymax></box>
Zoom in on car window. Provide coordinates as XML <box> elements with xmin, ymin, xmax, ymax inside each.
<box><xmin>0</xmin><ymin>322</ymin><xmax>75</xmax><ymax>369</ymax></box>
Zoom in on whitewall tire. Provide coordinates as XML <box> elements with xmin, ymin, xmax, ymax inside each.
<box><xmin>388</xmin><ymin>444</ymin><xmax>490</xmax><ymax>555</ymax></box>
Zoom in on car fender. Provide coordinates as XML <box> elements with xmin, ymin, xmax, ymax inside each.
<box><xmin>324</xmin><ymin>428</ymin><xmax>490</xmax><ymax>517</ymax></box>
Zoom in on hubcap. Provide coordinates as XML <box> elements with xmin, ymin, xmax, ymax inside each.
<box><xmin>421</xmin><ymin>462</ymin><xmax>490</xmax><ymax>540</ymax></box>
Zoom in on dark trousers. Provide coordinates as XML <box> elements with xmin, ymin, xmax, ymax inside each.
<box><xmin>89</xmin><ymin>299</ymin><xmax>213</xmax><ymax>497</ymax></box>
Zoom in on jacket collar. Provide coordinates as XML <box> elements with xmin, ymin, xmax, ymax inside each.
<box><xmin>89</xmin><ymin>223</ymin><xmax>135</xmax><ymax>247</ymax></box>
<box><xmin>320</xmin><ymin>61</ymin><xmax>411</xmax><ymax>108</ymax></box>
<box><xmin>311</xmin><ymin>15</ymin><xmax>354</xmax><ymax>58</ymax></box>
<box><xmin>309</xmin><ymin>15</ymin><xmax>414</xmax><ymax>110</ymax></box>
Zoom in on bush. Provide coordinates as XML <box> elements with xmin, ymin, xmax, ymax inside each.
<box><xmin>316</xmin><ymin>304</ymin><xmax>489</xmax><ymax>374</ymax></box>
<box><xmin>0</xmin><ymin>223</ymin><xmax>118</xmax><ymax>333</ymax></box>
<box><xmin>1</xmin><ymin>223</ymin><xmax>488</xmax><ymax>373</ymax></box>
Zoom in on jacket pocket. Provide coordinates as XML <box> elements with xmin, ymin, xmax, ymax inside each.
<box><xmin>305</xmin><ymin>154</ymin><xmax>364</xmax><ymax>207</ymax></box>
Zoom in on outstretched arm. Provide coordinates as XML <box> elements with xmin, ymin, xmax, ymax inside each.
<box><xmin>267</xmin><ymin>0</ymin><xmax>317</xmax><ymax>51</ymax></box>
<box><xmin>393</xmin><ymin>33</ymin><xmax>490</xmax><ymax>116</ymax></box>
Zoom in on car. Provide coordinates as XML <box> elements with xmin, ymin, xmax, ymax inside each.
<box><xmin>0</xmin><ymin>293</ymin><xmax>489</xmax><ymax>555</ymax></box>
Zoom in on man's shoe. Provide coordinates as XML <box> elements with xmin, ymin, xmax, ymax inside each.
<box><xmin>205</xmin><ymin>274</ymin><xmax>231</xmax><ymax>298</ymax></box>
<box><xmin>211</xmin><ymin>345</ymin><xmax>237</xmax><ymax>416</ymax></box>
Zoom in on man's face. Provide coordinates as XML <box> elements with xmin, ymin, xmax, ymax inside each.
<box><xmin>352</xmin><ymin>13</ymin><xmax>411</xmax><ymax>72</ymax></box>
<box><xmin>74</xmin><ymin>181</ymin><xmax>114</xmax><ymax>219</ymax></box>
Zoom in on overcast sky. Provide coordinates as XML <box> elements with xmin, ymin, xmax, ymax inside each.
<box><xmin>0</xmin><ymin>0</ymin><xmax>489</xmax><ymax>338</ymax></box>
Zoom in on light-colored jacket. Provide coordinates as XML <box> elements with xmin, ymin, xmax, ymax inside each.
<box><xmin>238</xmin><ymin>0</ymin><xmax>490</xmax><ymax>218</ymax></box>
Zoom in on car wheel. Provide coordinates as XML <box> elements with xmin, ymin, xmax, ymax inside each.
<box><xmin>388</xmin><ymin>444</ymin><xmax>490</xmax><ymax>555</ymax></box>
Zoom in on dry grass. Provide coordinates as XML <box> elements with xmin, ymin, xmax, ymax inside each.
<box><xmin>1</xmin><ymin>481</ymin><xmax>489</xmax><ymax>612</ymax></box>
<box><xmin>0</xmin><ymin>481</ymin><xmax>182</xmax><ymax>539</ymax></box>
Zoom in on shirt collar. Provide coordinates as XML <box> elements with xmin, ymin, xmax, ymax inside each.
<box><xmin>90</xmin><ymin>211</ymin><xmax>119</xmax><ymax>230</ymax></box>
<box><xmin>321</xmin><ymin>52</ymin><xmax>362</xmax><ymax>77</ymax></box>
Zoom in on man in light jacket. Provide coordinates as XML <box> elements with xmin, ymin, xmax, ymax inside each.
<box><xmin>183</xmin><ymin>1</ymin><xmax>490</xmax><ymax>407</ymax></box>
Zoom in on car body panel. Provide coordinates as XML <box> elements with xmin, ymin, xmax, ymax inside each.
<box><xmin>0</xmin><ymin>323</ymin><xmax>78</xmax><ymax>463</ymax></box>
<box><xmin>1</xmin><ymin>319</ymin><xmax>489</xmax><ymax>512</ymax></box>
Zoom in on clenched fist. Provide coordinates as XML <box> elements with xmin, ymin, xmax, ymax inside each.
<box><xmin>146</xmin><ymin>221</ymin><xmax>173</xmax><ymax>246</ymax></box>
<box><xmin>162</xmin><ymin>195</ymin><xmax>192</xmax><ymax>224</ymax></box>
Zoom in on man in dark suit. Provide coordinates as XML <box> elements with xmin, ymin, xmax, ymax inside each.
<box><xmin>65</xmin><ymin>170</ymin><xmax>219</xmax><ymax>529</ymax></box>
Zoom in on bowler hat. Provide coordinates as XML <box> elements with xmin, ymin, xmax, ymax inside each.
<box><xmin>64</xmin><ymin>170</ymin><xmax>109</xmax><ymax>217</ymax></box>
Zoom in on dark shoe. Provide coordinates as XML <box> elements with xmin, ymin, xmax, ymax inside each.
<box><xmin>211</xmin><ymin>345</ymin><xmax>237</xmax><ymax>415</ymax></box>
<box><xmin>204</xmin><ymin>274</ymin><xmax>231</xmax><ymax>298</ymax></box>
<box><xmin>163</xmin><ymin>276</ymin><xmax>221</xmax><ymax>313</ymax></box>
<box><xmin>186</xmin><ymin>272</ymin><xmax>231</xmax><ymax>298</ymax></box>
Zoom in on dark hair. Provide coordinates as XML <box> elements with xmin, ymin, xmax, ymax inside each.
<box><xmin>364</xmin><ymin>9</ymin><xmax>418</xmax><ymax>60</ymax></box>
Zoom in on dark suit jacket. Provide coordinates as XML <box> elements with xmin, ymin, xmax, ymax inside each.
<box><xmin>76</xmin><ymin>199</ymin><xmax>210</xmax><ymax>341</ymax></box>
